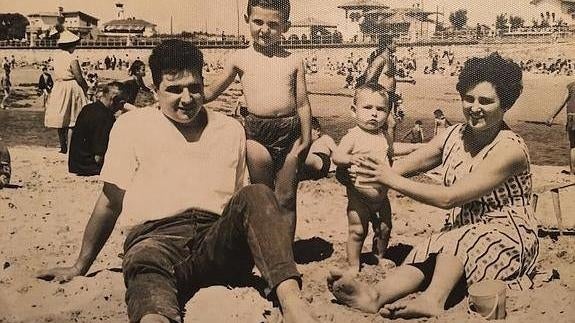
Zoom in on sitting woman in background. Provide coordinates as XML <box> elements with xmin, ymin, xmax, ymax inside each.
<box><xmin>120</xmin><ymin>59</ymin><xmax>152</xmax><ymax>111</ymax></box>
<box><xmin>328</xmin><ymin>52</ymin><xmax>539</xmax><ymax>319</ymax></box>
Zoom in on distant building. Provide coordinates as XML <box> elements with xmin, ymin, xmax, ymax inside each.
<box><xmin>27</xmin><ymin>8</ymin><xmax>98</xmax><ymax>40</ymax></box>
<box><xmin>100</xmin><ymin>2</ymin><xmax>157</xmax><ymax>38</ymax></box>
<box><xmin>338</xmin><ymin>0</ymin><xmax>438</xmax><ymax>41</ymax></box>
<box><xmin>529</xmin><ymin>0</ymin><xmax>575</xmax><ymax>26</ymax></box>
<box><xmin>289</xmin><ymin>17</ymin><xmax>338</xmax><ymax>42</ymax></box>
<box><xmin>101</xmin><ymin>17</ymin><xmax>157</xmax><ymax>38</ymax></box>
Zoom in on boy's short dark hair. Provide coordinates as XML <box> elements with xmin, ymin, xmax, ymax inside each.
<box><xmin>148</xmin><ymin>39</ymin><xmax>204</xmax><ymax>87</ymax></box>
<box><xmin>353</xmin><ymin>82</ymin><xmax>389</xmax><ymax>105</ymax></box>
<box><xmin>311</xmin><ymin>116</ymin><xmax>321</xmax><ymax>131</ymax></box>
<box><xmin>415</xmin><ymin>120</ymin><xmax>423</xmax><ymax>125</ymax></box>
<box><xmin>433</xmin><ymin>109</ymin><xmax>444</xmax><ymax>116</ymax></box>
<box><xmin>247</xmin><ymin>0</ymin><xmax>290</xmax><ymax>21</ymax></box>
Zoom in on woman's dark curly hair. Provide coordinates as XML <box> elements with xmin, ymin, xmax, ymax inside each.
<box><xmin>456</xmin><ymin>52</ymin><xmax>523</xmax><ymax>111</ymax></box>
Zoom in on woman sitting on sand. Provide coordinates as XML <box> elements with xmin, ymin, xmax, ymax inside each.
<box><xmin>328</xmin><ymin>52</ymin><xmax>540</xmax><ymax>319</ymax></box>
<box><xmin>119</xmin><ymin>59</ymin><xmax>152</xmax><ymax>111</ymax></box>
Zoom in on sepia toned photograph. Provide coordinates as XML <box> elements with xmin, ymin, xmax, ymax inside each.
<box><xmin>0</xmin><ymin>0</ymin><xmax>574</xmax><ymax>322</ymax></box>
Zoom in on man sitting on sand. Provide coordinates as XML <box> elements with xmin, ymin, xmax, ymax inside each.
<box><xmin>68</xmin><ymin>82</ymin><xmax>127</xmax><ymax>176</ymax></box>
<box><xmin>37</xmin><ymin>39</ymin><xmax>317</xmax><ymax>323</ymax></box>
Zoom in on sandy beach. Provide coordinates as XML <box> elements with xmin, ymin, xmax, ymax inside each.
<box><xmin>1</xmin><ymin>44</ymin><xmax>575</xmax><ymax>322</ymax></box>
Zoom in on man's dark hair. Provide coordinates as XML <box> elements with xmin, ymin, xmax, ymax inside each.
<box><xmin>148</xmin><ymin>39</ymin><xmax>204</xmax><ymax>87</ymax></box>
<box><xmin>247</xmin><ymin>0</ymin><xmax>290</xmax><ymax>21</ymax></box>
<box><xmin>456</xmin><ymin>52</ymin><xmax>523</xmax><ymax>112</ymax></box>
<box><xmin>353</xmin><ymin>82</ymin><xmax>389</xmax><ymax>105</ymax></box>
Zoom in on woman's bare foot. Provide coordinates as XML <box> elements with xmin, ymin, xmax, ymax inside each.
<box><xmin>327</xmin><ymin>268</ymin><xmax>381</xmax><ymax>313</ymax></box>
<box><xmin>380</xmin><ymin>293</ymin><xmax>443</xmax><ymax>319</ymax></box>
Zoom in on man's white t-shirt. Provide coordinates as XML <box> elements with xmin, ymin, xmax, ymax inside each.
<box><xmin>100</xmin><ymin>107</ymin><xmax>248</xmax><ymax>229</ymax></box>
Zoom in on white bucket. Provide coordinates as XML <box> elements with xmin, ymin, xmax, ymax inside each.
<box><xmin>468</xmin><ymin>280</ymin><xmax>507</xmax><ymax>320</ymax></box>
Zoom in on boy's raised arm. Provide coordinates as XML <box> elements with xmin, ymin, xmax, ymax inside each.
<box><xmin>294</xmin><ymin>59</ymin><xmax>312</xmax><ymax>155</ymax></box>
<box><xmin>204</xmin><ymin>53</ymin><xmax>239</xmax><ymax>103</ymax></box>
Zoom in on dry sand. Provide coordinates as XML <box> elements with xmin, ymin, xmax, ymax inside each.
<box><xmin>1</xmin><ymin>44</ymin><xmax>575</xmax><ymax>322</ymax></box>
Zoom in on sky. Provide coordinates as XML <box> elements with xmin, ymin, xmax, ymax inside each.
<box><xmin>0</xmin><ymin>0</ymin><xmax>551</xmax><ymax>34</ymax></box>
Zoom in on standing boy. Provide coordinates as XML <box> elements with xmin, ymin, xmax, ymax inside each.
<box><xmin>205</xmin><ymin>0</ymin><xmax>312</xmax><ymax>223</ymax></box>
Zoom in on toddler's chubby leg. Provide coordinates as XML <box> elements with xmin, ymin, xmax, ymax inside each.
<box><xmin>246</xmin><ymin>139</ymin><xmax>275</xmax><ymax>188</ymax></box>
<box><xmin>346</xmin><ymin>188</ymin><xmax>372</xmax><ymax>273</ymax></box>
<box><xmin>372</xmin><ymin>197</ymin><xmax>392</xmax><ymax>262</ymax></box>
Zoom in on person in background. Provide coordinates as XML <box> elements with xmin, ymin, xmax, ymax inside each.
<box><xmin>68</xmin><ymin>82</ymin><xmax>127</xmax><ymax>176</ymax></box>
<box><xmin>120</xmin><ymin>59</ymin><xmax>152</xmax><ymax>111</ymax></box>
<box><xmin>44</xmin><ymin>30</ymin><xmax>88</xmax><ymax>154</ymax></box>
<box><xmin>38</xmin><ymin>66</ymin><xmax>54</xmax><ymax>108</ymax></box>
<box><xmin>546</xmin><ymin>80</ymin><xmax>575</xmax><ymax>174</ymax></box>
<box><xmin>433</xmin><ymin>108</ymin><xmax>451</xmax><ymax>136</ymax></box>
<box><xmin>0</xmin><ymin>140</ymin><xmax>10</xmax><ymax>189</ymax></box>
<box><xmin>1</xmin><ymin>69</ymin><xmax>11</xmax><ymax>110</ymax></box>
<box><xmin>403</xmin><ymin>120</ymin><xmax>424</xmax><ymax>143</ymax></box>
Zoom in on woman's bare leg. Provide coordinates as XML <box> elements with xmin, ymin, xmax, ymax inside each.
<box><xmin>381</xmin><ymin>253</ymin><xmax>464</xmax><ymax>319</ymax></box>
<box><xmin>327</xmin><ymin>264</ymin><xmax>425</xmax><ymax>314</ymax></box>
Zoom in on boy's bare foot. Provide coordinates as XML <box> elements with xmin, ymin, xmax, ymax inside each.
<box><xmin>327</xmin><ymin>268</ymin><xmax>380</xmax><ymax>313</ymax></box>
<box><xmin>380</xmin><ymin>293</ymin><xmax>443</xmax><ymax>319</ymax></box>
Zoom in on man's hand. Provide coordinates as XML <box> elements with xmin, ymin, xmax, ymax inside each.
<box><xmin>37</xmin><ymin>266</ymin><xmax>83</xmax><ymax>283</ymax></box>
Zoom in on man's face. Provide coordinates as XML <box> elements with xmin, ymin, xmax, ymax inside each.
<box><xmin>245</xmin><ymin>6</ymin><xmax>288</xmax><ymax>47</ymax></box>
<box><xmin>157</xmin><ymin>70</ymin><xmax>204</xmax><ymax>124</ymax></box>
<box><xmin>352</xmin><ymin>89</ymin><xmax>390</xmax><ymax>132</ymax></box>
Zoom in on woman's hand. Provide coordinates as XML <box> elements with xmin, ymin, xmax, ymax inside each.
<box><xmin>355</xmin><ymin>156</ymin><xmax>397</xmax><ymax>187</ymax></box>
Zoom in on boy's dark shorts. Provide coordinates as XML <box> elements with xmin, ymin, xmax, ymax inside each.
<box><xmin>244</xmin><ymin>113</ymin><xmax>301</xmax><ymax>170</ymax></box>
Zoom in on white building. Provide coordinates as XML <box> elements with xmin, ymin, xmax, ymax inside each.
<box><xmin>27</xmin><ymin>8</ymin><xmax>98</xmax><ymax>40</ymax></box>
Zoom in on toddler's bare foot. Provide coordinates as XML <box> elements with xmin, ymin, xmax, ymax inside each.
<box><xmin>327</xmin><ymin>268</ymin><xmax>380</xmax><ymax>313</ymax></box>
<box><xmin>380</xmin><ymin>293</ymin><xmax>443</xmax><ymax>319</ymax></box>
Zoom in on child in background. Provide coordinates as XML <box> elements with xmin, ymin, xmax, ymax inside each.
<box><xmin>332</xmin><ymin>83</ymin><xmax>395</xmax><ymax>273</ymax></box>
<box><xmin>300</xmin><ymin>117</ymin><xmax>337</xmax><ymax>180</ymax></box>
<box><xmin>433</xmin><ymin>108</ymin><xmax>451</xmax><ymax>136</ymax></box>
<box><xmin>86</xmin><ymin>73</ymin><xmax>98</xmax><ymax>103</ymax></box>
<box><xmin>1</xmin><ymin>70</ymin><xmax>11</xmax><ymax>110</ymax></box>
<box><xmin>38</xmin><ymin>66</ymin><xmax>54</xmax><ymax>108</ymax></box>
<box><xmin>0</xmin><ymin>141</ymin><xmax>10</xmax><ymax>189</ymax></box>
<box><xmin>403</xmin><ymin>119</ymin><xmax>424</xmax><ymax>143</ymax></box>
<box><xmin>204</xmin><ymin>0</ymin><xmax>312</xmax><ymax>229</ymax></box>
